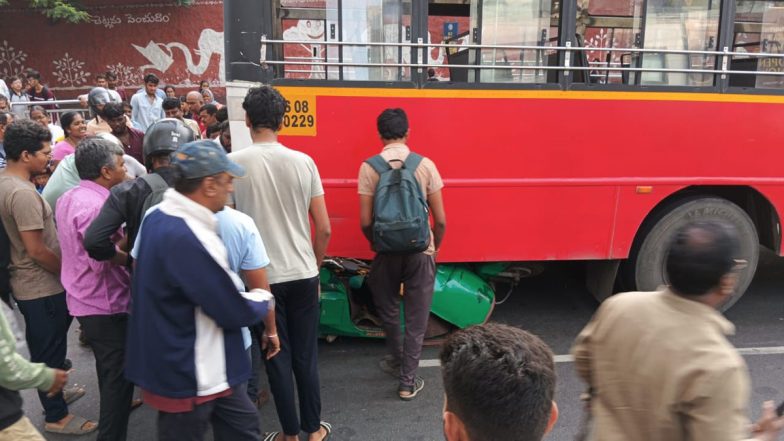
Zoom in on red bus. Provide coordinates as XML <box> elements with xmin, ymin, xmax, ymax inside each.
<box><xmin>223</xmin><ymin>0</ymin><xmax>784</xmax><ymax>308</ymax></box>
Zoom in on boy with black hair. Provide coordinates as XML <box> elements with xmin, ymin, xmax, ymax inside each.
<box><xmin>440</xmin><ymin>323</ymin><xmax>559</xmax><ymax>441</ymax></box>
<box><xmin>130</xmin><ymin>73</ymin><xmax>164</xmax><ymax>132</ymax></box>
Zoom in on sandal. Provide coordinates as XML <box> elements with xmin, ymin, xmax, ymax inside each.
<box><xmin>44</xmin><ymin>414</ymin><xmax>98</xmax><ymax>435</ymax></box>
<box><xmin>318</xmin><ymin>421</ymin><xmax>332</xmax><ymax>440</ymax></box>
<box><xmin>398</xmin><ymin>377</ymin><xmax>425</xmax><ymax>401</ymax></box>
<box><xmin>262</xmin><ymin>432</ymin><xmax>281</xmax><ymax>441</ymax></box>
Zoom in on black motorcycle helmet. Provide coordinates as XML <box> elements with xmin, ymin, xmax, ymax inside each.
<box><xmin>142</xmin><ymin>118</ymin><xmax>195</xmax><ymax>170</ymax></box>
<box><xmin>87</xmin><ymin>87</ymin><xmax>112</xmax><ymax>118</ymax></box>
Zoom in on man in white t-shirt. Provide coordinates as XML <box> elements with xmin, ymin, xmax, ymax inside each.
<box><xmin>228</xmin><ymin>86</ymin><xmax>332</xmax><ymax>441</ymax></box>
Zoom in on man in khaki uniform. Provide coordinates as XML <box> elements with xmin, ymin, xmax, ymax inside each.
<box><xmin>358</xmin><ymin>108</ymin><xmax>446</xmax><ymax>400</ymax></box>
<box><xmin>572</xmin><ymin>220</ymin><xmax>784</xmax><ymax>441</ymax></box>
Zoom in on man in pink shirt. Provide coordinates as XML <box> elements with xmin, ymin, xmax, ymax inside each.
<box><xmin>55</xmin><ymin>138</ymin><xmax>131</xmax><ymax>441</ymax></box>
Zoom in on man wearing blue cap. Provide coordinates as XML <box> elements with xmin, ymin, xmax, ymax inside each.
<box><xmin>125</xmin><ymin>140</ymin><xmax>274</xmax><ymax>441</ymax></box>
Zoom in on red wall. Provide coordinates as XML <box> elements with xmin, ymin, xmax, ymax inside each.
<box><xmin>0</xmin><ymin>0</ymin><xmax>225</xmax><ymax>99</ymax></box>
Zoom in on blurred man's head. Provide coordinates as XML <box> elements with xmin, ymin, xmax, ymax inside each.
<box><xmin>105</xmin><ymin>71</ymin><xmax>118</xmax><ymax>89</ymax></box>
<box><xmin>74</xmin><ymin>137</ymin><xmax>126</xmax><ymax>188</ymax></box>
<box><xmin>242</xmin><ymin>86</ymin><xmax>286</xmax><ymax>133</ymax></box>
<box><xmin>162</xmin><ymin>97</ymin><xmax>184</xmax><ymax>119</ymax></box>
<box><xmin>377</xmin><ymin>108</ymin><xmax>409</xmax><ymax>142</ymax></box>
<box><xmin>218</xmin><ymin>121</ymin><xmax>231</xmax><ymax>152</ymax></box>
<box><xmin>102</xmin><ymin>102</ymin><xmax>127</xmax><ymax>136</ymax></box>
<box><xmin>29</xmin><ymin>105</ymin><xmax>50</xmax><ymax>128</ymax></box>
<box><xmin>0</xmin><ymin>111</ymin><xmax>14</xmax><ymax>142</ymax></box>
<box><xmin>143</xmin><ymin>74</ymin><xmax>160</xmax><ymax>97</ymax></box>
<box><xmin>95</xmin><ymin>73</ymin><xmax>108</xmax><ymax>88</ymax></box>
<box><xmin>172</xmin><ymin>141</ymin><xmax>245</xmax><ymax>212</ymax></box>
<box><xmin>440</xmin><ymin>323</ymin><xmax>558</xmax><ymax>441</ymax></box>
<box><xmin>186</xmin><ymin>91</ymin><xmax>203</xmax><ymax>115</ymax></box>
<box><xmin>199</xmin><ymin>103</ymin><xmax>218</xmax><ymax>128</ymax></box>
<box><xmin>0</xmin><ymin>95</ymin><xmax>8</xmax><ymax>111</ymax></box>
<box><xmin>4</xmin><ymin>119</ymin><xmax>52</xmax><ymax>174</ymax></box>
<box><xmin>666</xmin><ymin>220</ymin><xmax>742</xmax><ymax>307</ymax></box>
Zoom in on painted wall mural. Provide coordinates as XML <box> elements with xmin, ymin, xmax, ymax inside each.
<box><xmin>0</xmin><ymin>0</ymin><xmax>225</xmax><ymax>99</ymax></box>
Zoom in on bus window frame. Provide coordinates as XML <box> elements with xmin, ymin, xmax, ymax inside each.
<box><xmin>232</xmin><ymin>0</ymin><xmax>784</xmax><ymax>95</ymax></box>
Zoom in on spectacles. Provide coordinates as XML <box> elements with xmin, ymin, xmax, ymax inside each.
<box><xmin>36</xmin><ymin>150</ymin><xmax>53</xmax><ymax>158</ymax></box>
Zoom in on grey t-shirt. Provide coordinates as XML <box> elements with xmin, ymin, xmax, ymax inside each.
<box><xmin>228</xmin><ymin>142</ymin><xmax>324</xmax><ymax>284</ymax></box>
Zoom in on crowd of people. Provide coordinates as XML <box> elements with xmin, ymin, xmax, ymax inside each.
<box><xmin>1</xmin><ymin>76</ymin><xmax>784</xmax><ymax>441</ymax></box>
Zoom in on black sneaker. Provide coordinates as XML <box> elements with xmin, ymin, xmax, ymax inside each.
<box><xmin>379</xmin><ymin>355</ymin><xmax>400</xmax><ymax>378</ymax></box>
<box><xmin>398</xmin><ymin>376</ymin><xmax>424</xmax><ymax>401</ymax></box>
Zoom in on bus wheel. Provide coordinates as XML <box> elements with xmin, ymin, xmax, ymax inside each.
<box><xmin>624</xmin><ymin>197</ymin><xmax>759</xmax><ymax>311</ymax></box>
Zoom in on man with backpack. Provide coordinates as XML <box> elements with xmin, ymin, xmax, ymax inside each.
<box><xmin>83</xmin><ymin>118</ymin><xmax>194</xmax><ymax>264</ymax></box>
<box><xmin>358</xmin><ymin>108</ymin><xmax>446</xmax><ymax>400</ymax></box>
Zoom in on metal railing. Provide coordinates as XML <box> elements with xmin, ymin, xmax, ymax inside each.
<box><xmin>9</xmin><ymin>99</ymin><xmax>88</xmax><ymax>120</ymax></box>
<box><xmin>260</xmin><ymin>37</ymin><xmax>784</xmax><ymax>78</ymax></box>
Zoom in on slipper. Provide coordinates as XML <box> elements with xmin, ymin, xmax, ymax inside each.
<box><xmin>63</xmin><ymin>385</ymin><xmax>85</xmax><ymax>405</ymax></box>
<box><xmin>44</xmin><ymin>414</ymin><xmax>98</xmax><ymax>435</ymax></box>
<box><xmin>131</xmin><ymin>398</ymin><xmax>143</xmax><ymax>411</ymax></box>
<box><xmin>262</xmin><ymin>432</ymin><xmax>281</xmax><ymax>441</ymax></box>
<box><xmin>319</xmin><ymin>421</ymin><xmax>332</xmax><ymax>440</ymax></box>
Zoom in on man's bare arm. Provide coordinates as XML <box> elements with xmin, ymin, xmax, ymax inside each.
<box><xmin>18</xmin><ymin>230</ymin><xmax>60</xmax><ymax>275</ymax></box>
<box><xmin>309</xmin><ymin>195</ymin><xmax>331</xmax><ymax>269</ymax></box>
<box><xmin>427</xmin><ymin>190</ymin><xmax>446</xmax><ymax>251</ymax></box>
<box><xmin>359</xmin><ymin>194</ymin><xmax>374</xmax><ymax>243</ymax></box>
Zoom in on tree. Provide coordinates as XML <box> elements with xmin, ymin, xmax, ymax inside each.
<box><xmin>0</xmin><ymin>0</ymin><xmax>194</xmax><ymax>23</ymax></box>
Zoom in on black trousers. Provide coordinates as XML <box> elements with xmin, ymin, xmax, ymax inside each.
<box><xmin>15</xmin><ymin>293</ymin><xmax>71</xmax><ymax>423</ymax></box>
<box><xmin>77</xmin><ymin>314</ymin><xmax>134</xmax><ymax>441</ymax></box>
<box><xmin>157</xmin><ymin>383</ymin><xmax>259</xmax><ymax>441</ymax></box>
<box><xmin>261</xmin><ymin>276</ymin><xmax>321</xmax><ymax>436</ymax></box>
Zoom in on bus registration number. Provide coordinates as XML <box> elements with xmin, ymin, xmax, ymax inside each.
<box><xmin>280</xmin><ymin>96</ymin><xmax>316</xmax><ymax>136</ymax></box>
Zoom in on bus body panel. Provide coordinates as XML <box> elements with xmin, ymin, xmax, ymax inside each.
<box><xmin>229</xmin><ymin>85</ymin><xmax>784</xmax><ymax>262</ymax></box>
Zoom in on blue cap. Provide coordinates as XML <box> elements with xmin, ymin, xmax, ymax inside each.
<box><xmin>172</xmin><ymin>140</ymin><xmax>246</xmax><ymax>179</ymax></box>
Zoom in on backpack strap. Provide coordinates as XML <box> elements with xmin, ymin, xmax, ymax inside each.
<box><xmin>365</xmin><ymin>155</ymin><xmax>392</xmax><ymax>175</ymax></box>
<box><xmin>403</xmin><ymin>152</ymin><xmax>423</xmax><ymax>171</ymax></box>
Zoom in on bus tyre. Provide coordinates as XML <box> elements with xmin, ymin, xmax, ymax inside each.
<box><xmin>626</xmin><ymin>197</ymin><xmax>759</xmax><ymax>311</ymax></box>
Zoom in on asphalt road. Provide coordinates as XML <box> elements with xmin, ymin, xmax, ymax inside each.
<box><xmin>22</xmin><ymin>250</ymin><xmax>784</xmax><ymax>441</ymax></box>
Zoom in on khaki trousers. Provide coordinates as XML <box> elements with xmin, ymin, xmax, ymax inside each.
<box><xmin>0</xmin><ymin>416</ymin><xmax>45</xmax><ymax>441</ymax></box>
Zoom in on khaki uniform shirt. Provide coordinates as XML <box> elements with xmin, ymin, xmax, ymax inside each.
<box><xmin>357</xmin><ymin>143</ymin><xmax>444</xmax><ymax>255</ymax></box>
<box><xmin>0</xmin><ymin>172</ymin><xmax>63</xmax><ymax>300</ymax></box>
<box><xmin>572</xmin><ymin>290</ymin><xmax>753</xmax><ymax>441</ymax></box>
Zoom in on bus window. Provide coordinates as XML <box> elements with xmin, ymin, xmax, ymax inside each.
<box><xmin>426</xmin><ymin>0</ymin><xmax>559</xmax><ymax>83</ymax></box>
<box><xmin>730</xmin><ymin>0</ymin><xmax>784</xmax><ymax>89</ymax></box>
<box><xmin>326</xmin><ymin>0</ymin><xmax>412</xmax><ymax>81</ymax></box>
<box><xmin>577</xmin><ymin>0</ymin><xmax>719</xmax><ymax>86</ymax></box>
<box><xmin>276</xmin><ymin>0</ymin><xmax>411</xmax><ymax>81</ymax></box>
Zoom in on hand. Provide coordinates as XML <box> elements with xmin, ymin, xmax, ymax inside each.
<box><xmin>751</xmin><ymin>401</ymin><xmax>784</xmax><ymax>441</ymax></box>
<box><xmin>47</xmin><ymin>369</ymin><xmax>69</xmax><ymax>397</ymax></box>
<box><xmin>262</xmin><ymin>333</ymin><xmax>280</xmax><ymax>360</ymax></box>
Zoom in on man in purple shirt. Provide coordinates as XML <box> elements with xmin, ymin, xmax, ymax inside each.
<box><xmin>55</xmin><ymin>138</ymin><xmax>131</xmax><ymax>441</ymax></box>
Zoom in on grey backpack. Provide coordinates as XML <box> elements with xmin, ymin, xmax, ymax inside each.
<box><xmin>365</xmin><ymin>153</ymin><xmax>430</xmax><ymax>254</ymax></box>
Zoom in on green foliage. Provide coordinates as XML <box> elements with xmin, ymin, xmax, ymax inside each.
<box><xmin>0</xmin><ymin>0</ymin><xmax>193</xmax><ymax>23</ymax></box>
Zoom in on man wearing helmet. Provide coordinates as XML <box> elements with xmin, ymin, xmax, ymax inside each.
<box><xmin>84</xmin><ymin>118</ymin><xmax>195</xmax><ymax>264</ymax></box>
<box><xmin>85</xmin><ymin>87</ymin><xmax>130</xmax><ymax>136</ymax></box>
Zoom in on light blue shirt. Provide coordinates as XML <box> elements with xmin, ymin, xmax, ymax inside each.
<box><xmin>129</xmin><ymin>92</ymin><xmax>164</xmax><ymax>132</ymax></box>
<box><xmin>133</xmin><ymin>206</ymin><xmax>270</xmax><ymax>349</ymax></box>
